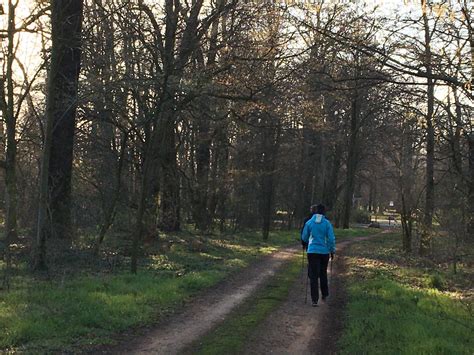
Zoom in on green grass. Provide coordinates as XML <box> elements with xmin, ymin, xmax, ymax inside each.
<box><xmin>0</xmin><ymin>229</ymin><xmax>297</xmax><ymax>352</ymax></box>
<box><xmin>192</xmin><ymin>257</ymin><xmax>300</xmax><ymax>355</ymax></box>
<box><xmin>1</xmin><ymin>271</ymin><xmax>223</xmax><ymax>351</ymax></box>
<box><xmin>339</xmin><ymin>233</ymin><xmax>474</xmax><ymax>354</ymax></box>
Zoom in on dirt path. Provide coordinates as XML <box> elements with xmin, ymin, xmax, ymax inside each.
<box><xmin>108</xmin><ymin>232</ymin><xmax>384</xmax><ymax>355</ymax></box>
<box><xmin>111</xmin><ymin>247</ymin><xmax>298</xmax><ymax>354</ymax></box>
<box><xmin>242</xmin><ymin>233</ymin><xmax>385</xmax><ymax>355</ymax></box>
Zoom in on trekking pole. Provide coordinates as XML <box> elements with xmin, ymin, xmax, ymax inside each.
<box><xmin>330</xmin><ymin>255</ymin><xmax>334</xmax><ymax>282</ymax></box>
<box><xmin>305</xmin><ymin>275</ymin><xmax>308</xmax><ymax>304</ymax></box>
<box><xmin>301</xmin><ymin>247</ymin><xmax>305</xmax><ymax>280</ymax></box>
<box><xmin>304</xmin><ymin>260</ymin><xmax>309</xmax><ymax>304</ymax></box>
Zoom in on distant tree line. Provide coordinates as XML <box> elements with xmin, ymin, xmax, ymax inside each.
<box><xmin>0</xmin><ymin>0</ymin><xmax>471</xmax><ymax>276</ymax></box>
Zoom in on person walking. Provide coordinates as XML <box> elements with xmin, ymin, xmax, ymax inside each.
<box><xmin>301</xmin><ymin>204</ymin><xmax>336</xmax><ymax>307</ymax></box>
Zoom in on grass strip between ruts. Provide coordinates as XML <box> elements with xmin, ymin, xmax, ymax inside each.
<box><xmin>192</xmin><ymin>256</ymin><xmax>300</xmax><ymax>355</ymax></box>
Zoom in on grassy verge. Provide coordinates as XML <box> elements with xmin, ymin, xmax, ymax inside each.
<box><xmin>192</xmin><ymin>256</ymin><xmax>300</xmax><ymax>354</ymax></box>
<box><xmin>339</xmin><ymin>232</ymin><xmax>474</xmax><ymax>354</ymax></box>
<box><xmin>0</xmin><ymin>230</ymin><xmax>297</xmax><ymax>352</ymax></box>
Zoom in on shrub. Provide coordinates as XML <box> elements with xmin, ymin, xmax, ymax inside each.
<box><xmin>428</xmin><ymin>273</ymin><xmax>446</xmax><ymax>291</ymax></box>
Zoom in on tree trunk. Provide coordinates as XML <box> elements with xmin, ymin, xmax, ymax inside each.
<box><xmin>400</xmin><ymin>122</ymin><xmax>414</xmax><ymax>253</ymax></box>
<box><xmin>261</xmin><ymin>168</ymin><xmax>275</xmax><ymax>241</ymax></box>
<box><xmin>91</xmin><ymin>4</ymin><xmax>123</xmax><ymax>251</ymax></box>
<box><xmin>214</xmin><ymin>121</ymin><xmax>230</xmax><ymax>233</ymax></box>
<box><xmin>420</xmin><ymin>4</ymin><xmax>435</xmax><ymax>255</ymax></box>
<box><xmin>36</xmin><ymin>0</ymin><xmax>84</xmax><ymax>268</ymax></box>
<box><xmin>156</xmin><ymin>0</ymin><xmax>206</xmax><ymax>233</ymax></box>
<box><xmin>297</xmin><ymin>127</ymin><xmax>315</xmax><ymax>222</ymax></box>
<box><xmin>342</xmin><ymin>98</ymin><xmax>359</xmax><ymax>229</ymax></box>
<box><xmin>95</xmin><ymin>134</ymin><xmax>127</xmax><ymax>253</ymax></box>
<box><xmin>47</xmin><ymin>0</ymin><xmax>84</xmax><ymax>241</ymax></box>
<box><xmin>130</xmin><ymin>0</ymin><xmax>210</xmax><ymax>270</ymax></box>
<box><xmin>158</xmin><ymin>104</ymin><xmax>180</xmax><ymax>232</ymax></box>
<box><xmin>261</xmin><ymin>125</ymin><xmax>279</xmax><ymax>241</ymax></box>
<box><xmin>451</xmin><ymin>88</ymin><xmax>463</xmax><ymax>176</ymax></box>
<box><xmin>461</xmin><ymin>2</ymin><xmax>473</xmax><ymax>86</ymax></box>
<box><xmin>323</xmin><ymin>142</ymin><xmax>342</xmax><ymax>211</ymax></box>
<box><xmin>131</xmin><ymin>162</ymin><xmax>149</xmax><ymax>274</ymax></box>
<box><xmin>468</xmin><ymin>133</ymin><xmax>474</xmax><ymax>237</ymax></box>
<box><xmin>194</xmin><ymin>108</ymin><xmax>211</xmax><ymax>232</ymax></box>
<box><xmin>368</xmin><ymin>178</ymin><xmax>375</xmax><ymax>212</ymax></box>
<box><xmin>1</xmin><ymin>0</ymin><xmax>17</xmax><ymax>285</ymax></box>
<box><xmin>131</xmin><ymin>124</ymin><xmax>160</xmax><ymax>273</ymax></box>
<box><xmin>193</xmin><ymin>11</ymin><xmax>221</xmax><ymax>233</ymax></box>
<box><xmin>400</xmin><ymin>197</ymin><xmax>412</xmax><ymax>252</ymax></box>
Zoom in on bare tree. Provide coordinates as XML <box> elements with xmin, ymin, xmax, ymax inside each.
<box><xmin>36</xmin><ymin>0</ymin><xmax>84</xmax><ymax>269</ymax></box>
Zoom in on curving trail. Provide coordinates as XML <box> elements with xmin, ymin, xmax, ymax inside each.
<box><xmin>109</xmin><ymin>232</ymin><xmax>384</xmax><ymax>355</ymax></box>
<box><xmin>112</xmin><ymin>247</ymin><xmax>298</xmax><ymax>354</ymax></box>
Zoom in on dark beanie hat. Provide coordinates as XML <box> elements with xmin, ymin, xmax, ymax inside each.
<box><xmin>316</xmin><ymin>204</ymin><xmax>325</xmax><ymax>215</ymax></box>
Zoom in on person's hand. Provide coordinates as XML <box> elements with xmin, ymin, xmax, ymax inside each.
<box><xmin>302</xmin><ymin>241</ymin><xmax>308</xmax><ymax>251</ymax></box>
<box><xmin>330</xmin><ymin>252</ymin><xmax>335</xmax><ymax>260</ymax></box>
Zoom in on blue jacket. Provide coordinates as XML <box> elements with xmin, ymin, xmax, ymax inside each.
<box><xmin>301</xmin><ymin>214</ymin><xmax>336</xmax><ymax>254</ymax></box>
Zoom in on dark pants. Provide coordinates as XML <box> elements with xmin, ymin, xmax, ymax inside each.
<box><xmin>307</xmin><ymin>253</ymin><xmax>330</xmax><ymax>303</ymax></box>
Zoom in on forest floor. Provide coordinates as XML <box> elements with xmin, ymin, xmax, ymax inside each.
<box><xmin>105</xmin><ymin>232</ymin><xmax>383</xmax><ymax>354</ymax></box>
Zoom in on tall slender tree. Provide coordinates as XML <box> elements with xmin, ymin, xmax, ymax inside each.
<box><xmin>36</xmin><ymin>0</ymin><xmax>84</xmax><ymax>268</ymax></box>
<box><xmin>420</xmin><ymin>0</ymin><xmax>435</xmax><ymax>255</ymax></box>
